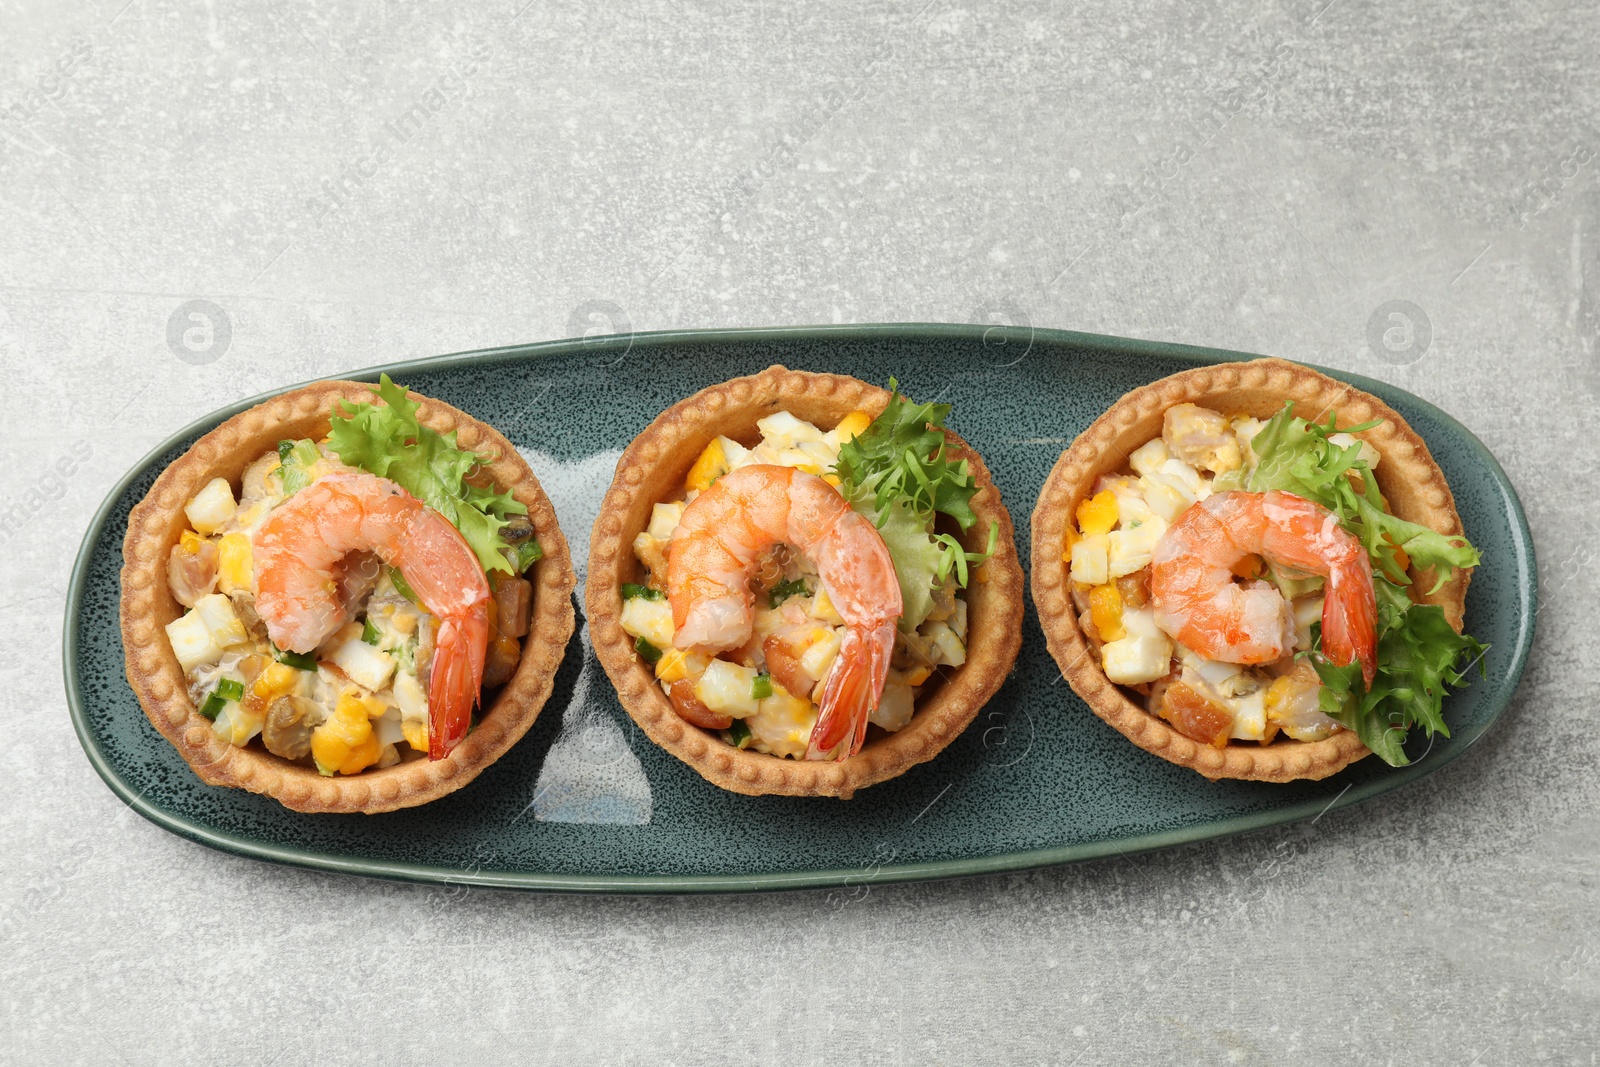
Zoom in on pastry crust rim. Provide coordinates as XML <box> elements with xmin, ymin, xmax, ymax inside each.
<box><xmin>119</xmin><ymin>379</ymin><xmax>577</xmax><ymax>814</ymax></box>
<box><xmin>1029</xmin><ymin>357</ymin><xmax>1472</xmax><ymax>783</ymax></box>
<box><xmin>586</xmin><ymin>364</ymin><xmax>1025</xmax><ymax>798</ymax></box>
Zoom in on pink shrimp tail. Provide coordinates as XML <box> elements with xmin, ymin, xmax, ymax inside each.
<box><xmin>428</xmin><ymin>602</ymin><xmax>489</xmax><ymax>760</ymax></box>
<box><xmin>806</xmin><ymin>619</ymin><xmax>895</xmax><ymax>761</ymax></box>
<box><xmin>1322</xmin><ymin>556</ymin><xmax>1378</xmax><ymax>689</ymax></box>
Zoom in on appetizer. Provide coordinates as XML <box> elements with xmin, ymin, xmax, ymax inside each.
<box><xmin>1032</xmin><ymin>358</ymin><xmax>1483</xmax><ymax>781</ymax></box>
<box><xmin>588</xmin><ymin>365</ymin><xmax>1023</xmax><ymax>798</ymax></box>
<box><xmin>120</xmin><ymin>376</ymin><xmax>575</xmax><ymax>813</ymax></box>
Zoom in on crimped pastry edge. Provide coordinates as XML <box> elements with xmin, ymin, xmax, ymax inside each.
<box><xmin>586</xmin><ymin>364</ymin><xmax>1025</xmax><ymax>798</ymax></box>
<box><xmin>119</xmin><ymin>380</ymin><xmax>577</xmax><ymax>814</ymax></box>
<box><xmin>1029</xmin><ymin>357</ymin><xmax>1472</xmax><ymax>783</ymax></box>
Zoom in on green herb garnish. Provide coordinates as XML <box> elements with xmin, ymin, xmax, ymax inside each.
<box><xmin>751</xmin><ymin>671</ymin><xmax>773</xmax><ymax>700</ymax></box>
<box><xmin>768</xmin><ymin>578</ymin><xmax>810</xmax><ymax>607</ymax></box>
<box><xmin>328</xmin><ymin>374</ymin><xmax>529</xmax><ymax>575</ymax></box>
<box><xmin>361</xmin><ymin>618</ymin><xmax>381</xmax><ymax>646</ymax></box>
<box><xmin>831</xmin><ymin>380</ymin><xmax>995</xmax><ymax>629</ymax></box>
<box><xmin>621</xmin><ymin>583</ymin><xmax>665</xmax><ymax>601</ymax></box>
<box><xmin>727</xmin><ymin>719</ymin><xmax>752</xmax><ymax>748</ymax></box>
<box><xmin>634</xmin><ymin>636</ymin><xmax>662</xmax><ymax>665</ymax></box>
<box><xmin>1249</xmin><ymin>403</ymin><xmax>1487</xmax><ymax>766</ymax></box>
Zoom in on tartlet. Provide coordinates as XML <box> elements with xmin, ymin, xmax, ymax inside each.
<box><xmin>119</xmin><ymin>379</ymin><xmax>576</xmax><ymax>813</ymax></box>
<box><xmin>1031</xmin><ymin>358</ymin><xmax>1472</xmax><ymax>782</ymax></box>
<box><xmin>587</xmin><ymin>365</ymin><xmax>1025</xmax><ymax>798</ymax></box>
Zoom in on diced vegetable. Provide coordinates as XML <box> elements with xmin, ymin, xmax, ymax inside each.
<box><xmin>727</xmin><ymin>718</ymin><xmax>753</xmax><ymax>749</ymax></box>
<box><xmin>388</xmin><ymin>566</ymin><xmax>419</xmax><ymax>604</ymax></box>
<box><xmin>769</xmin><ymin>578</ymin><xmax>809</xmax><ymax>608</ymax></box>
<box><xmin>362</xmin><ymin>618</ymin><xmax>381</xmax><ymax>645</ymax></box>
<box><xmin>634</xmin><ymin>636</ymin><xmax>663</xmax><ymax>665</ymax></box>
<box><xmin>275</xmin><ymin>647</ymin><xmax>318</xmax><ymax>672</ymax></box>
<box><xmin>512</xmin><ymin>540</ymin><xmax>543</xmax><ymax>573</ymax></box>
<box><xmin>621</xmin><ymin>583</ymin><xmax>665</xmax><ymax>601</ymax></box>
<box><xmin>751</xmin><ymin>671</ymin><xmax>773</xmax><ymax>700</ymax></box>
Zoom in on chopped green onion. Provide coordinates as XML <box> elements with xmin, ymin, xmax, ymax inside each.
<box><xmin>214</xmin><ymin>678</ymin><xmax>244</xmax><ymax>702</ymax></box>
<box><xmin>751</xmin><ymin>672</ymin><xmax>773</xmax><ymax>700</ymax></box>
<box><xmin>362</xmin><ymin>618</ymin><xmax>381</xmax><ymax>645</ymax></box>
<box><xmin>768</xmin><ymin>578</ymin><xmax>810</xmax><ymax>607</ymax></box>
<box><xmin>275</xmin><ymin>648</ymin><xmax>318</xmax><ymax>671</ymax></box>
<box><xmin>634</xmin><ymin>636</ymin><xmax>662</xmax><ymax>665</ymax></box>
<box><xmin>277</xmin><ymin>440</ymin><xmax>295</xmax><ymax>462</ymax></box>
<box><xmin>512</xmin><ymin>540</ymin><xmax>543</xmax><ymax>573</ymax></box>
<box><xmin>621</xmin><ymin>583</ymin><xmax>665</xmax><ymax>601</ymax></box>
<box><xmin>198</xmin><ymin>692</ymin><xmax>228</xmax><ymax>720</ymax></box>
<box><xmin>727</xmin><ymin>719</ymin><xmax>752</xmax><ymax>749</ymax></box>
<box><xmin>388</xmin><ymin>566</ymin><xmax>419</xmax><ymax>604</ymax></box>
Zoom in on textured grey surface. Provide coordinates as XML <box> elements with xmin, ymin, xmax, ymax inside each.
<box><xmin>3</xmin><ymin>0</ymin><xmax>1598</xmax><ymax>1063</ymax></box>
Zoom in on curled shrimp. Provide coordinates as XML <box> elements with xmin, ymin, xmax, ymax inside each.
<box><xmin>1150</xmin><ymin>490</ymin><xmax>1377</xmax><ymax>686</ymax></box>
<box><xmin>667</xmin><ymin>464</ymin><xmax>902</xmax><ymax>760</ymax></box>
<box><xmin>252</xmin><ymin>470</ymin><xmax>490</xmax><ymax>760</ymax></box>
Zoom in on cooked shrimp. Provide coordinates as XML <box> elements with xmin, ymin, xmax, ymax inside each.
<box><xmin>667</xmin><ymin>464</ymin><xmax>902</xmax><ymax>760</ymax></box>
<box><xmin>252</xmin><ymin>471</ymin><xmax>490</xmax><ymax>760</ymax></box>
<box><xmin>1150</xmin><ymin>490</ymin><xmax>1377</xmax><ymax>686</ymax></box>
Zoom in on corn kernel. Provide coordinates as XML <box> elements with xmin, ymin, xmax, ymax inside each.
<box><xmin>1076</xmin><ymin>490</ymin><xmax>1119</xmax><ymax>537</ymax></box>
<box><xmin>1088</xmin><ymin>583</ymin><xmax>1126</xmax><ymax>642</ymax></box>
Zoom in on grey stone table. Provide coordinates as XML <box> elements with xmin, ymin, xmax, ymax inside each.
<box><xmin>4</xmin><ymin>0</ymin><xmax>1596</xmax><ymax>1063</ymax></box>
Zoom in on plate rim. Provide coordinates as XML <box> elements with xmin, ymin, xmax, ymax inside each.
<box><xmin>63</xmin><ymin>322</ymin><xmax>1540</xmax><ymax>893</ymax></box>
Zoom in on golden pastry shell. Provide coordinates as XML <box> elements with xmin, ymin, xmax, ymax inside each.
<box><xmin>586</xmin><ymin>364</ymin><xmax>1025</xmax><ymax>798</ymax></box>
<box><xmin>119</xmin><ymin>379</ymin><xmax>577</xmax><ymax>814</ymax></box>
<box><xmin>1029</xmin><ymin>357</ymin><xmax>1471</xmax><ymax>783</ymax></box>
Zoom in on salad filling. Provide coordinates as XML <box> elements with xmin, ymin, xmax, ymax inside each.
<box><xmin>163</xmin><ymin>376</ymin><xmax>540</xmax><ymax>775</ymax></box>
<box><xmin>622</xmin><ymin>384</ymin><xmax>996</xmax><ymax>760</ymax></box>
<box><xmin>1067</xmin><ymin>401</ymin><xmax>1484</xmax><ymax>765</ymax></box>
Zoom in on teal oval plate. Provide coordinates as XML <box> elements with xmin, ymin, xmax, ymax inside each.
<box><xmin>64</xmin><ymin>324</ymin><xmax>1537</xmax><ymax>893</ymax></box>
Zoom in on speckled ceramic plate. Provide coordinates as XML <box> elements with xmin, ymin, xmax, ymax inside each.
<box><xmin>64</xmin><ymin>325</ymin><xmax>1537</xmax><ymax>893</ymax></box>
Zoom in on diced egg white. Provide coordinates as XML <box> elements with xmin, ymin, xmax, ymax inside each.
<box><xmin>619</xmin><ymin>596</ymin><xmax>675</xmax><ymax>648</ymax></box>
<box><xmin>745</xmin><ymin>685</ymin><xmax>817</xmax><ymax>758</ymax></box>
<box><xmin>393</xmin><ymin>669</ymin><xmax>427</xmax><ymax>719</ymax></box>
<box><xmin>1128</xmin><ymin>438</ymin><xmax>1170</xmax><ymax>477</ymax></box>
<box><xmin>757</xmin><ymin>411</ymin><xmax>827</xmax><ymax>447</ymax></box>
<box><xmin>1100</xmin><ymin>608</ymin><xmax>1173</xmax><ymax>685</ymax></box>
<box><xmin>797</xmin><ymin>626</ymin><xmax>843</xmax><ymax>681</ymax></box>
<box><xmin>870</xmin><ymin>682</ymin><xmax>915</xmax><ymax>732</ymax></box>
<box><xmin>1137</xmin><ymin>475</ymin><xmax>1191</xmax><ymax>523</ymax></box>
<box><xmin>1292</xmin><ymin>595</ymin><xmax>1325</xmax><ymax>651</ymax></box>
<box><xmin>166</xmin><ymin>611</ymin><xmax>224</xmax><ymax>673</ymax></box>
<box><xmin>192</xmin><ymin>593</ymin><xmax>248</xmax><ymax>649</ymax></box>
<box><xmin>694</xmin><ymin>659</ymin><xmax>761</xmax><ymax>718</ymax></box>
<box><xmin>1327</xmin><ymin>432</ymin><xmax>1382</xmax><ymax>469</ymax></box>
<box><xmin>1228</xmin><ymin>687</ymin><xmax>1268</xmax><ymax>740</ymax></box>
<box><xmin>185</xmin><ymin>477</ymin><xmax>237</xmax><ymax>536</ymax></box>
<box><xmin>1107</xmin><ymin>516</ymin><xmax>1168</xmax><ymax>578</ymax></box>
<box><xmin>330</xmin><ymin>636</ymin><xmax>397</xmax><ymax>693</ymax></box>
<box><xmin>1070</xmin><ymin>532</ymin><xmax>1110</xmax><ymax>586</ymax></box>
<box><xmin>648</xmin><ymin>501</ymin><xmax>685</xmax><ymax>540</ymax></box>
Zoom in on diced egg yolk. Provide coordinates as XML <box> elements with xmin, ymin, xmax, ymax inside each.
<box><xmin>310</xmin><ymin>691</ymin><xmax>384</xmax><ymax>776</ymax></box>
<box><xmin>685</xmin><ymin>438</ymin><xmax>729</xmax><ymax>492</ymax></box>
<box><xmin>217</xmin><ymin>533</ymin><xmax>253</xmax><ymax>593</ymax></box>
<box><xmin>1076</xmin><ymin>490</ymin><xmax>1119</xmax><ymax>537</ymax></box>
